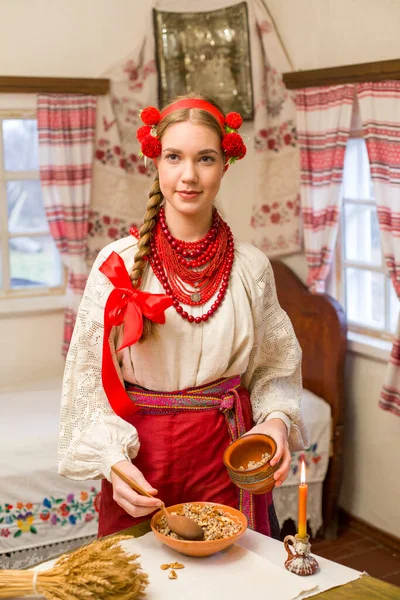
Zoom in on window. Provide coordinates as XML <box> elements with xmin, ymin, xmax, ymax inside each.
<box><xmin>337</xmin><ymin>136</ymin><xmax>398</xmax><ymax>339</ymax></box>
<box><xmin>0</xmin><ymin>112</ymin><xmax>63</xmax><ymax>299</ymax></box>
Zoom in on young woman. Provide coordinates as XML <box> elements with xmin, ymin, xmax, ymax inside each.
<box><xmin>58</xmin><ymin>95</ymin><xmax>308</xmax><ymax>539</ymax></box>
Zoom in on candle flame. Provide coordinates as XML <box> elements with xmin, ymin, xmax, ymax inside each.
<box><xmin>300</xmin><ymin>459</ymin><xmax>306</xmax><ymax>484</ymax></box>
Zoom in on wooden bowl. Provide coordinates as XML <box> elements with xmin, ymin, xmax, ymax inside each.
<box><xmin>223</xmin><ymin>433</ymin><xmax>282</xmax><ymax>494</ymax></box>
<box><xmin>150</xmin><ymin>501</ymin><xmax>247</xmax><ymax>557</ymax></box>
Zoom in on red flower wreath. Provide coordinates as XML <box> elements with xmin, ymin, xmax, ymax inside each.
<box><xmin>141</xmin><ymin>134</ymin><xmax>162</xmax><ymax>158</ymax></box>
<box><xmin>225</xmin><ymin>112</ymin><xmax>243</xmax><ymax>130</ymax></box>
<box><xmin>140</xmin><ymin>106</ymin><xmax>161</xmax><ymax>126</ymax></box>
<box><xmin>222</xmin><ymin>132</ymin><xmax>247</xmax><ymax>163</ymax></box>
<box><xmin>136</xmin><ymin>125</ymin><xmax>151</xmax><ymax>142</ymax></box>
<box><xmin>137</xmin><ymin>107</ymin><xmax>162</xmax><ymax>158</ymax></box>
<box><xmin>137</xmin><ymin>105</ymin><xmax>247</xmax><ymax>164</ymax></box>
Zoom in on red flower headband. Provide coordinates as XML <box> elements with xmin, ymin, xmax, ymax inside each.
<box><xmin>136</xmin><ymin>99</ymin><xmax>247</xmax><ymax>165</ymax></box>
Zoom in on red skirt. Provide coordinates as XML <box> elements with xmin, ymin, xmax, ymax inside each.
<box><xmin>98</xmin><ymin>379</ymin><xmax>277</xmax><ymax>539</ymax></box>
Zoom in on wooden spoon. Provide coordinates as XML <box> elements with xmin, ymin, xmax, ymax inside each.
<box><xmin>111</xmin><ymin>465</ymin><xmax>204</xmax><ymax>541</ymax></box>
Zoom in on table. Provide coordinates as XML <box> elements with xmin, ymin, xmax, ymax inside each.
<box><xmin>27</xmin><ymin>521</ymin><xmax>399</xmax><ymax>599</ymax></box>
<box><xmin>120</xmin><ymin>521</ymin><xmax>400</xmax><ymax>600</ymax></box>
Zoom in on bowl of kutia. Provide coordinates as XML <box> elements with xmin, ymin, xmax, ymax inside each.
<box><xmin>150</xmin><ymin>501</ymin><xmax>247</xmax><ymax>557</ymax></box>
<box><xmin>223</xmin><ymin>433</ymin><xmax>282</xmax><ymax>494</ymax></box>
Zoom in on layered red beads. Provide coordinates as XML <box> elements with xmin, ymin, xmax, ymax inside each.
<box><xmin>149</xmin><ymin>208</ymin><xmax>234</xmax><ymax>323</ymax></box>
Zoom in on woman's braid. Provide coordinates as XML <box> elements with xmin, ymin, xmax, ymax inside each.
<box><xmin>130</xmin><ymin>176</ymin><xmax>163</xmax><ymax>288</ymax></box>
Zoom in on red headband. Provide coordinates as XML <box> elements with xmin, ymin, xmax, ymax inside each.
<box><xmin>160</xmin><ymin>99</ymin><xmax>226</xmax><ymax>132</ymax></box>
<box><xmin>137</xmin><ymin>101</ymin><xmax>246</xmax><ymax>164</ymax></box>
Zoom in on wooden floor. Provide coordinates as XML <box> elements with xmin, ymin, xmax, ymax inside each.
<box><xmin>281</xmin><ymin>517</ymin><xmax>400</xmax><ymax>588</ymax></box>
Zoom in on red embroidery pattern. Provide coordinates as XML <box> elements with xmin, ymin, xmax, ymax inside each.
<box><xmin>258</xmin><ymin>65</ymin><xmax>288</xmax><ymax>118</ymax></box>
<box><xmin>252</xmin><ymin>230</ymin><xmax>302</xmax><ymax>256</ymax></box>
<box><xmin>86</xmin><ymin>211</ymin><xmax>139</xmax><ymax>264</ymax></box>
<box><xmin>95</xmin><ymin>139</ymin><xmax>153</xmax><ymax>176</ymax></box>
<box><xmin>257</xmin><ymin>20</ymin><xmax>273</xmax><ymax>36</ymax></box>
<box><xmin>255</xmin><ymin>120</ymin><xmax>297</xmax><ymax>153</ymax></box>
<box><xmin>123</xmin><ymin>59</ymin><xmax>157</xmax><ymax>91</ymax></box>
<box><xmin>251</xmin><ymin>195</ymin><xmax>300</xmax><ymax>229</ymax></box>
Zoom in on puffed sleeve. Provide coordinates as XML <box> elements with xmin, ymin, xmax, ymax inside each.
<box><xmin>58</xmin><ymin>246</ymin><xmax>140</xmax><ymax>482</ymax></box>
<box><xmin>241</xmin><ymin>259</ymin><xmax>310</xmax><ymax>452</ymax></box>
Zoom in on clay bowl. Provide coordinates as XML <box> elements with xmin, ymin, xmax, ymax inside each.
<box><xmin>223</xmin><ymin>433</ymin><xmax>282</xmax><ymax>494</ymax></box>
<box><xmin>150</xmin><ymin>501</ymin><xmax>247</xmax><ymax>557</ymax></box>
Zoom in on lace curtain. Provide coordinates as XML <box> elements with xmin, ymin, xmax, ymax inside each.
<box><xmin>37</xmin><ymin>94</ymin><xmax>97</xmax><ymax>355</ymax></box>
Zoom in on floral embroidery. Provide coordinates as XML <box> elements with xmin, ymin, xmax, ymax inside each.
<box><xmin>123</xmin><ymin>60</ymin><xmax>143</xmax><ymax>91</ymax></box>
<box><xmin>251</xmin><ymin>195</ymin><xmax>301</xmax><ymax>230</ymax></box>
<box><xmin>102</xmin><ymin>117</ymin><xmax>117</xmax><ymax>132</ymax></box>
<box><xmin>257</xmin><ymin>20</ymin><xmax>273</xmax><ymax>36</ymax></box>
<box><xmin>290</xmin><ymin>444</ymin><xmax>323</xmax><ymax>476</ymax></box>
<box><xmin>85</xmin><ymin>513</ymin><xmax>95</xmax><ymax>522</ymax></box>
<box><xmin>143</xmin><ymin>60</ymin><xmax>157</xmax><ymax>81</ymax></box>
<box><xmin>257</xmin><ymin>65</ymin><xmax>289</xmax><ymax>118</ymax></box>
<box><xmin>86</xmin><ymin>211</ymin><xmax>139</xmax><ymax>265</ymax></box>
<box><xmin>16</xmin><ymin>513</ymin><xmax>35</xmax><ymax>535</ymax></box>
<box><xmin>111</xmin><ymin>95</ymin><xmax>144</xmax><ymax>128</ymax></box>
<box><xmin>255</xmin><ymin>120</ymin><xmax>297</xmax><ymax>152</ymax></box>
<box><xmin>0</xmin><ymin>528</ymin><xmax>11</xmax><ymax>537</ymax></box>
<box><xmin>252</xmin><ymin>229</ymin><xmax>302</xmax><ymax>256</ymax></box>
<box><xmin>0</xmin><ymin>487</ymin><xmax>100</xmax><ymax>538</ymax></box>
<box><xmin>95</xmin><ymin>138</ymin><xmax>152</xmax><ymax>176</ymax></box>
<box><xmin>123</xmin><ymin>59</ymin><xmax>157</xmax><ymax>92</ymax></box>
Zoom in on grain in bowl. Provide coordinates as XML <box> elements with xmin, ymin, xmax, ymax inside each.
<box><xmin>150</xmin><ymin>501</ymin><xmax>248</xmax><ymax>557</ymax></box>
<box><xmin>155</xmin><ymin>503</ymin><xmax>242</xmax><ymax>540</ymax></box>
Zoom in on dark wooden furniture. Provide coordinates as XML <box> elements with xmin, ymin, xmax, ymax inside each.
<box><xmin>270</xmin><ymin>260</ymin><xmax>347</xmax><ymax>540</ymax></box>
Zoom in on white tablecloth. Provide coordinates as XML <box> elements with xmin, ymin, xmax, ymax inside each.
<box><xmin>26</xmin><ymin>529</ymin><xmax>364</xmax><ymax>600</ymax></box>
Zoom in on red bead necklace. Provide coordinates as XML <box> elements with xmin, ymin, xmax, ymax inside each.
<box><xmin>149</xmin><ymin>208</ymin><xmax>234</xmax><ymax>323</ymax></box>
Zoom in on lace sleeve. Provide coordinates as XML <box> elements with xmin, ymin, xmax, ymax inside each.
<box><xmin>58</xmin><ymin>250</ymin><xmax>140</xmax><ymax>482</ymax></box>
<box><xmin>242</xmin><ymin>261</ymin><xmax>310</xmax><ymax>451</ymax></box>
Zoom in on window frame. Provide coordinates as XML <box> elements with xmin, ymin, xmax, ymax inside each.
<box><xmin>0</xmin><ymin>108</ymin><xmax>66</xmax><ymax>303</ymax></box>
<box><xmin>335</xmin><ymin>133</ymin><xmax>394</xmax><ymax>343</ymax></box>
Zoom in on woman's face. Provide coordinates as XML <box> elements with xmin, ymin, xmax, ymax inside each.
<box><xmin>156</xmin><ymin>120</ymin><xmax>225</xmax><ymax>220</ymax></box>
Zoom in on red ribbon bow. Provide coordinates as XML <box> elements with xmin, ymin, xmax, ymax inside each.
<box><xmin>99</xmin><ymin>251</ymin><xmax>173</xmax><ymax>421</ymax></box>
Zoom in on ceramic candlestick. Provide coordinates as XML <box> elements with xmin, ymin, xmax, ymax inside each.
<box><xmin>283</xmin><ymin>534</ymin><xmax>319</xmax><ymax>576</ymax></box>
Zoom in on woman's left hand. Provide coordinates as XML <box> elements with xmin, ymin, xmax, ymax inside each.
<box><xmin>244</xmin><ymin>419</ymin><xmax>291</xmax><ymax>487</ymax></box>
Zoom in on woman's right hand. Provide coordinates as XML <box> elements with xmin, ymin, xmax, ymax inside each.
<box><xmin>110</xmin><ymin>460</ymin><xmax>162</xmax><ymax>518</ymax></box>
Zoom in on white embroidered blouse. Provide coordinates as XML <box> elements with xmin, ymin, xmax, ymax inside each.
<box><xmin>58</xmin><ymin>236</ymin><xmax>309</xmax><ymax>482</ymax></box>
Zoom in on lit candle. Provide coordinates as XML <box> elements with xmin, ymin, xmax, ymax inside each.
<box><xmin>298</xmin><ymin>459</ymin><xmax>308</xmax><ymax>538</ymax></box>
